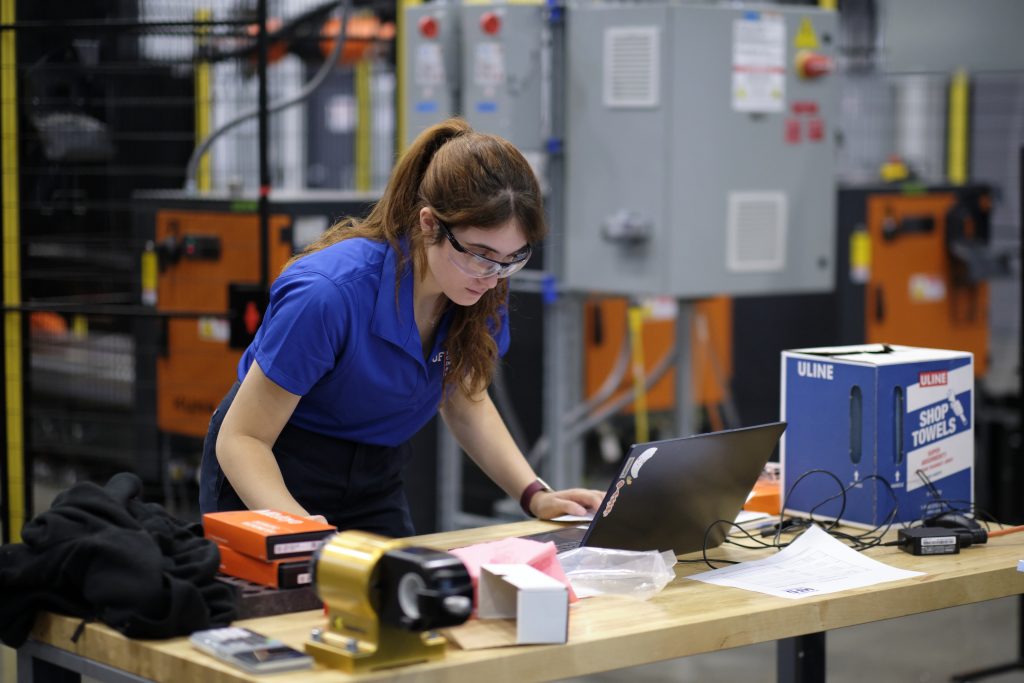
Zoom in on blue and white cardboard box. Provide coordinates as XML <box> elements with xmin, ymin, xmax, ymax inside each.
<box><xmin>781</xmin><ymin>344</ymin><xmax>973</xmax><ymax>528</ymax></box>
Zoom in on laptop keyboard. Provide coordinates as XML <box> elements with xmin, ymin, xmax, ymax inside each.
<box><xmin>520</xmin><ymin>527</ymin><xmax>586</xmax><ymax>553</ymax></box>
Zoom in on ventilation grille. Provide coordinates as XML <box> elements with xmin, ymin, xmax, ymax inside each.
<box><xmin>726</xmin><ymin>192</ymin><xmax>787</xmax><ymax>272</ymax></box>
<box><xmin>603</xmin><ymin>26</ymin><xmax>660</xmax><ymax>108</ymax></box>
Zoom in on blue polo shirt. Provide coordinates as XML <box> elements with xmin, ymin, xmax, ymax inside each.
<box><xmin>238</xmin><ymin>238</ymin><xmax>510</xmax><ymax>447</ymax></box>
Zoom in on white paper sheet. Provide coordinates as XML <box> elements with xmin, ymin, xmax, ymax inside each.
<box><xmin>688</xmin><ymin>524</ymin><xmax>924</xmax><ymax>599</ymax></box>
<box><xmin>551</xmin><ymin>513</ymin><xmax>594</xmax><ymax>523</ymax></box>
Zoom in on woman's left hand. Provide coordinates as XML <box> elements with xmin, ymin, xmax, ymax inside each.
<box><xmin>530</xmin><ymin>487</ymin><xmax>606</xmax><ymax>519</ymax></box>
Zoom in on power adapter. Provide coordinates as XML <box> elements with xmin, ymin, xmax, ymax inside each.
<box><xmin>898</xmin><ymin>527</ymin><xmax>960</xmax><ymax>555</ymax></box>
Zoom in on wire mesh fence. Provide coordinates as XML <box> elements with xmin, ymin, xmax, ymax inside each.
<box><xmin>2</xmin><ymin>0</ymin><xmax>396</xmax><ymax>531</ymax></box>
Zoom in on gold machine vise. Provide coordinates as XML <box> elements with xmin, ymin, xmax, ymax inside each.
<box><xmin>306</xmin><ymin>530</ymin><xmax>473</xmax><ymax>672</ymax></box>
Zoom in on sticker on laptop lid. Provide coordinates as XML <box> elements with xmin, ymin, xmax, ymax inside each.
<box><xmin>628</xmin><ymin>447</ymin><xmax>657</xmax><ymax>483</ymax></box>
<box><xmin>605</xmin><ymin>447</ymin><xmax>658</xmax><ymax>517</ymax></box>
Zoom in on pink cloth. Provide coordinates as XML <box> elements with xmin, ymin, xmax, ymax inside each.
<box><xmin>450</xmin><ymin>537</ymin><xmax>578</xmax><ymax>609</ymax></box>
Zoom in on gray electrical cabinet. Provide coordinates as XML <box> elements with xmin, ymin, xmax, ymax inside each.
<box><xmin>403</xmin><ymin>3</ymin><xmax>461</xmax><ymax>148</ymax></box>
<box><xmin>459</xmin><ymin>3</ymin><xmax>546</xmax><ymax>160</ymax></box>
<box><xmin>563</xmin><ymin>4</ymin><xmax>839</xmax><ymax>297</ymax></box>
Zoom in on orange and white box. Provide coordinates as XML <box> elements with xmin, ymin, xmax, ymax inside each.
<box><xmin>203</xmin><ymin>509</ymin><xmax>336</xmax><ymax>561</ymax></box>
<box><xmin>216</xmin><ymin>544</ymin><xmax>313</xmax><ymax>589</ymax></box>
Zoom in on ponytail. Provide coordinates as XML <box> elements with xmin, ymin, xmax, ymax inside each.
<box><xmin>286</xmin><ymin>118</ymin><xmax>471</xmax><ymax>271</ymax></box>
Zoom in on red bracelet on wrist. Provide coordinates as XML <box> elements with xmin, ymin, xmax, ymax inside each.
<box><xmin>519</xmin><ymin>478</ymin><xmax>553</xmax><ymax>517</ymax></box>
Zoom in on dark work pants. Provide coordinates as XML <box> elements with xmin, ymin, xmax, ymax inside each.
<box><xmin>198</xmin><ymin>382</ymin><xmax>416</xmax><ymax>538</ymax></box>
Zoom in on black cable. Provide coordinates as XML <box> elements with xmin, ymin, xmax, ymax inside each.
<box><xmin>776</xmin><ymin>468</ymin><xmax>848</xmax><ymax>547</ymax></box>
<box><xmin>692</xmin><ymin>469</ymin><xmax>902</xmax><ymax>569</ymax></box>
<box><xmin>916</xmin><ymin>467</ymin><xmax>945</xmax><ymax>502</ymax></box>
<box><xmin>835</xmin><ymin>474</ymin><xmax>900</xmax><ymax>551</ymax></box>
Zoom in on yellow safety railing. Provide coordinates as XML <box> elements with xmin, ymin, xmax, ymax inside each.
<box><xmin>1</xmin><ymin>0</ymin><xmax>25</xmax><ymax>542</ymax></box>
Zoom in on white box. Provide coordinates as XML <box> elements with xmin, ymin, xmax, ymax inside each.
<box><xmin>477</xmin><ymin>564</ymin><xmax>569</xmax><ymax>645</ymax></box>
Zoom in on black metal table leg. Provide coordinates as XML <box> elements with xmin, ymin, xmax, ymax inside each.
<box><xmin>778</xmin><ymin>632</ymin><xmax>826</xmax><ymax>683</ymax></box>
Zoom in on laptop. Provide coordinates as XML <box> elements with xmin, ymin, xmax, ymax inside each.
<box><xmin>522</xmin><ymin>422</ymin><xmax>787</xmax><ymax>556</ymax></box>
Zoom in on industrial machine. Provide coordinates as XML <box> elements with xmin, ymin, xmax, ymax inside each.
<box><xmin>583</xmin><ymin>297</ymin><xmax>734</xmax><ymax>428</ymax></box>
<box><xmin>306</xmin><ymin>530</ymin><xmax>473</xmax><ymax>672</ymax></box>
<box><xmin>732</xmin><ymin>183</ymin><xmax>1001</xmax><ymax>427</ymax></box>
<box><xmin>563</xmin><ymin>4</ymin><xmax>838</xmax><ymax>298</ymax></box>
<box><xmin>840</xmin><ymin>184</ymin><xmax>996</xmax><ymax>373</ymax></box>
<box><xmin>400</xmin><ymin>1</ymin><xmax>841</xmax><ymax>522</ymax></box>
<box><xmin>403</xmin><ymin>3</ymin><xmax>462</xmax><ymax>147</ymax></box>
<box><xmin>405</xmin><ymin>3</ymin><xmax>840</xmax><ymax>297</ymax></box>
<box><xmin>135</xmin><ymin>191</ymin><xmax>377</xmax><ymax>440</ymax></box>
<box><xmin>404</xmin><ymin>2</ymin><xmax>545</xmax><ymax>163</ymax></box>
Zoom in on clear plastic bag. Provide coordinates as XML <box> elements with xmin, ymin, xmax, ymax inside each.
<box><xmin>556</xmin><ymin>547</ymin><xmax>677</xmax><ymax>600</ymax></box>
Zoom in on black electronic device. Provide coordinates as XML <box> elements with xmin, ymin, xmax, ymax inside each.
<box><xmin>897</xmin><ymin>527</ymin><xmax>960</xmax><ymax>555</ymax></box>
<box><xmin>924</xmin><ymin>511</ymin><xmax>981</xmax><ymax>531</ymax></box>
<box><xmin>923</xmin><ymin>511</ymin><xmax>988</xmax><ymax>546</ymax></box>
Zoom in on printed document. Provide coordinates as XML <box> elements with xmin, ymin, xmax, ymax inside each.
<box><xmin>688</xmin><ymin>524</ymin><xmax>923</xmax><ymax>599</ymax></box>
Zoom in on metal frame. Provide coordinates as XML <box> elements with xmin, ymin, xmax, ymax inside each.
<box><xmin>17</xmin><ymin>640</ymin><xmax>154</xmax><ymax>683</ymax></box>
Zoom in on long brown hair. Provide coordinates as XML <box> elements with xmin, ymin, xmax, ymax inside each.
<box><xmin>287</xmin><ymin>117</ymin><xmax>546</xmax><ymax>400</ymax></box>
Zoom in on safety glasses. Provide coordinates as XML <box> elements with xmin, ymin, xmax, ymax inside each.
<box><xmin>436</xmin><ymin>217</ymin><xmax>532</xmax><ymax>279</ymax></box>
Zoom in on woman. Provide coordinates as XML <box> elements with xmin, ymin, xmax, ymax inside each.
<box><xmin>199</xmin><ymin>118</ymin><xmax>603</xmax><ymax>536</ymax></box>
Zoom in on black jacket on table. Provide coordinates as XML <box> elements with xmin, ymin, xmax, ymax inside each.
<box><xmin>0</xmin><ymin>472</ymin><xmax>237</xmax><ymax>647</ymax></box>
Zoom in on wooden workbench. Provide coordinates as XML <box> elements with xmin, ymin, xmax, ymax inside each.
<box><xmin>19</xmin><ymin>520</ymin><xmax>1024</xmax><ymax>682</ymax></box>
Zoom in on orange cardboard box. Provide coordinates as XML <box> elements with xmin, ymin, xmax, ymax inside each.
<box><xmin>217</xmin><ymin>544</ymin><xmax>314</xmax><ymax>589</ymax></box>
<box><xmin>743</xmin><ymin>479</ymin><xmax>781</xmax><ymax>515</ymax></box>
<box><xmin>203</xmin><ymin>509</ymin><xmax>336</xmax><ymax>561</ymax></box>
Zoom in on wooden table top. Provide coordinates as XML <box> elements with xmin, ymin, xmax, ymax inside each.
<box><xmin>28</xmin><ymin>520</ymin><xmax>1024</xmax><ymax>683</ymax></box>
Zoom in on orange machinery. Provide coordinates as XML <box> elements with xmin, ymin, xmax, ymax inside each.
<box><xmin>583</xmin><ymin>297</ymin><xmax>734</xmax><ymax>432</ymax></box>
<box><xmin>139</xmin><ymin>192</ymin><xmax>376</xmax><ymax>439</ymax></box>
<box><xmin>590</xmin><ymin>184</ymin><xmax>999</xmax><ymax>441</ymax></box>
<box><xmin>860</xmin><ymin>186</ymin><xmax>992</xmax><ymax>375</ymax></box>
<box><xmin>730</xmin><ymin>183</ymin><xmax>1002</xmax><ymax>446</ymax></box>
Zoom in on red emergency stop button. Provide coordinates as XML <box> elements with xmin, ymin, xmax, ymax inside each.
<box><xmin>244</xmin><ymin>301</ymin><xmax>261</xmax><ymax>335</ymax></box>
<box><xmin>480</xmin><ymin>11</ymin><xmax>501</xmax><ymax>35</ymax></box>
<box><xmin>795</xmin><ymin>50</ymin><xmax>833</xmax><ymax>79</ymax></box>
<box><xmin>418</xmin><ymin>15</ymin><xmax>439</xmax><ymax>39</ymax></box>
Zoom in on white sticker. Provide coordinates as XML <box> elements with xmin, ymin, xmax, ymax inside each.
<box><xmin>474</xmin><ymin>42</ymin><xmax>505</xmax><ymax>89</ymax></box>
<box><xmin>732</xmin><ymin>13</ymin><xmax>786</xmax><ymax>112</ymax></box>
<box><xmin>325</xmin><ymin>95</ymin><xmax>355</xmax><ymax>133</ymax></box>
<box><xmin>198</xmin><ymin>317</ymin><xmax>229</xmax><ymax>342</ymax></box>
<box><xmin>908</xmin><ymin>273</ymin><xmax>947</xmax><ymax>302</ymax></box>
<box><xmin>415</xmin><ymin>42</ymin><xmax>446</xmax><ymax>88</ymax></box>
<box><xmin>292</xmin><ymin>215</ymin><xmax>329</xmax><ymax>250</ymax></box>
<box><xmin>274</xmin><ymin>540</ymin><xmax>321</xmax><ymax>555</ymax></box>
